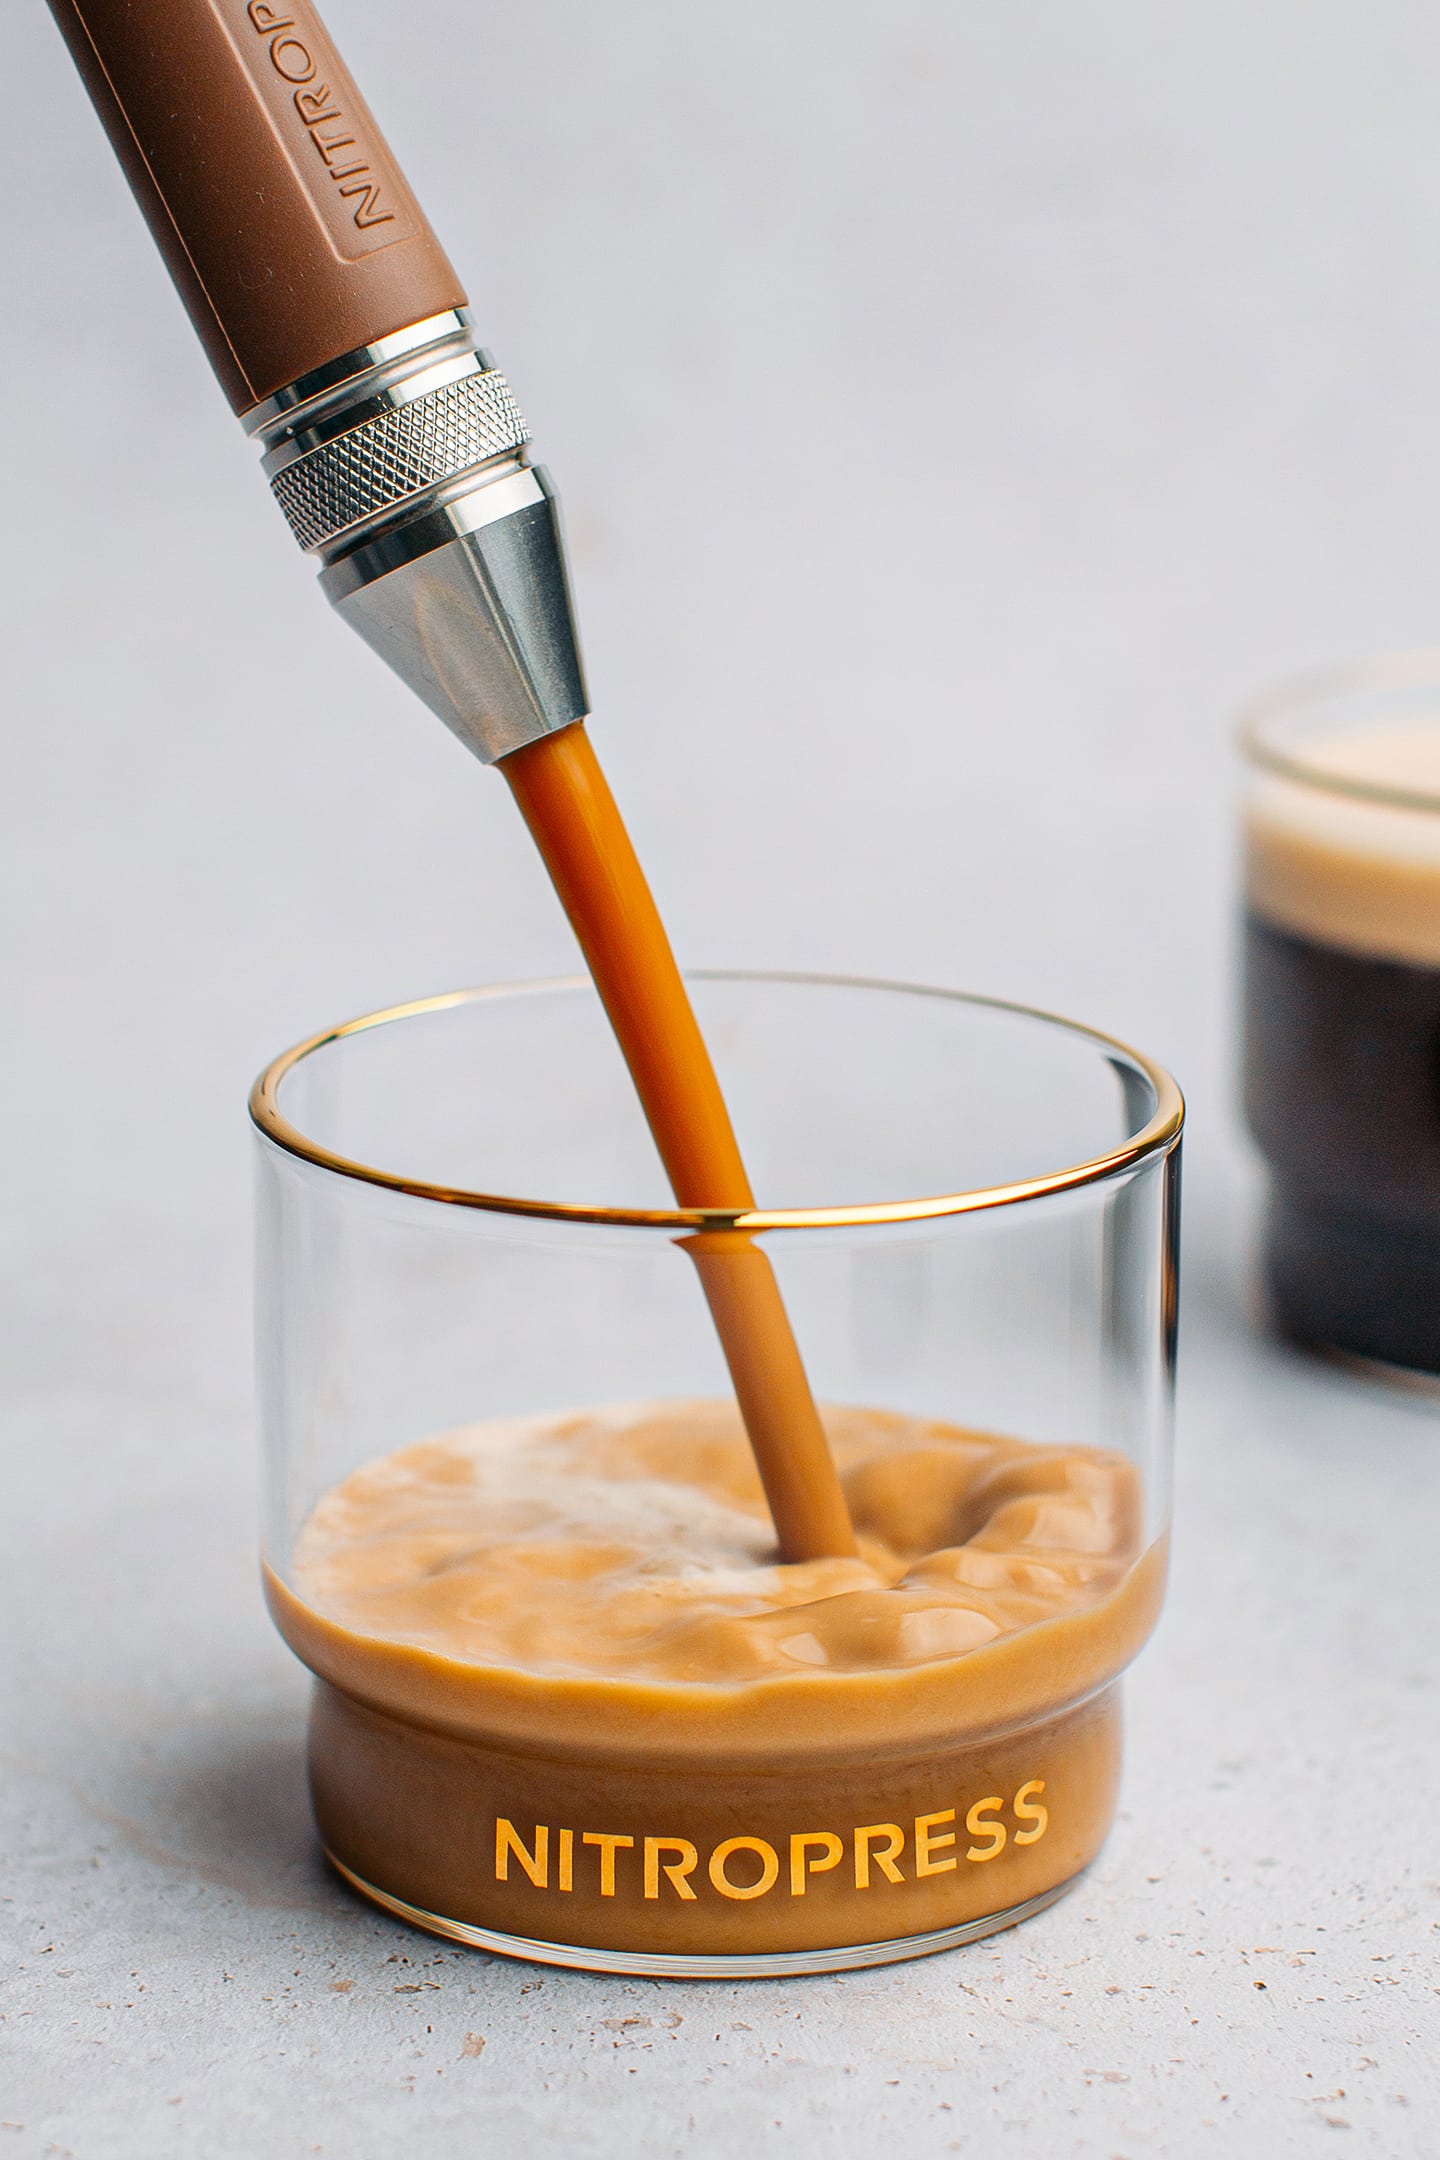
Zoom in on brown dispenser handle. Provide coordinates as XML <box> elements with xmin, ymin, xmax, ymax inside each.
<box><xmin>46</xmin><ymin>0</ymin><xmax>467</xmax><ymax>413</ymax></box>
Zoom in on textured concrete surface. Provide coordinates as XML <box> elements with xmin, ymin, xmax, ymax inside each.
<box><xmin>3</xmin><ymin>0</ymin><xmax>1439</xmax><ymax>2152</ymax></box>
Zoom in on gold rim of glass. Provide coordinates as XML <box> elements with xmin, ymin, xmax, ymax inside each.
<box><xmin>1239</xmin><ymin>649</ymin><xmax>1440</xmax><ymax>814</ymax></box>
<box><xmin>248</xmin><ymin>970</ymin><xmax>1185</xmax><ymax>1231</ymax></box>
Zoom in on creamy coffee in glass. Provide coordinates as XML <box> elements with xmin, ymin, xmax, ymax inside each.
<box><xmin>253</xmin><ymin>973</ymin><xmax>1182</xmax><ymax>1975</ymax></box>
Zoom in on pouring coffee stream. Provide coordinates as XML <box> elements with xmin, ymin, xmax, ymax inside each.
<box><xmin>503</xmin><ymin>723</ymin><xmax>858</xmax><ymax>1562</ymax></box>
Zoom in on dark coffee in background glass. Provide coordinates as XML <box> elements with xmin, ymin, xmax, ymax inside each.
<box><xmin>1242</xmin><ymin>655</ymin><xmax>1440</xmax><ymax>1374</ymax></box>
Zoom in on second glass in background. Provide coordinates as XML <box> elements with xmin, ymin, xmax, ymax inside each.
<box><xmin>1242</xmin><ymin>652</ymin><xmax>1440</xmax><ymax>1373</ymax></box>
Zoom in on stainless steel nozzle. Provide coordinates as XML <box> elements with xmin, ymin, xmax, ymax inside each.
<box><xmin>244</xmin><ymin>310</ymin><xmax>588</xmax><ymax>764</ymax></box>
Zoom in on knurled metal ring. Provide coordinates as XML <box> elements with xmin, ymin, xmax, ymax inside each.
<box><xmin>269</xmin><ymin>370</ymin><xmax>530</xmax><ymax>552</ymax></box>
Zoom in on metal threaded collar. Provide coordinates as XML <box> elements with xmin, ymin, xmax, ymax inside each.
<box><xmin>269</xmin><ymin>368</ymin><xmax>530</xmax><ymax>552</ymax></box>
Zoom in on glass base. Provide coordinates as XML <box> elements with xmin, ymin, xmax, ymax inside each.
<box><xmin>325</xmin><ymin>1847</ymin><xmax>1082</xmax><ymax>1977</ymax></box>
<box><xmin>1296</xmin><ymin>1341</ymin><xmax>1440</xmax><ymax>1399</ymax></box>
<box><xmin>1267</xmin><ymin>1185</ymin><xmax>1440</xmax><ymax>1374</ymax></box>
<box><xmin>305</xmin><ymin>1676</ymin><xmax>1126</xmax><ymax>1964</ymax></box>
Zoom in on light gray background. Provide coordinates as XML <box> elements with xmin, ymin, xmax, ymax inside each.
<box><xmin>2</xmin><ymin>1</ymin><xmax>1436</xmax><ymax>2153</ymax></box>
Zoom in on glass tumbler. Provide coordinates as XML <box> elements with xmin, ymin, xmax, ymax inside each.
<box><xmin>252</xmin><ymin>972</ymin><xmax>1183</xmax><ymax>1976</ymax></box>
<box><xmin>1242</xmin><ymin>654</ymin><xmax>1440</xmax><ymax>1372</ymax></box>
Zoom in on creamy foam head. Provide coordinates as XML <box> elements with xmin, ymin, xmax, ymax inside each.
<box><xmin>1246</xmin><ymin>721</ymin><xmax>1440</xmax><ymax>965</ymax></box>
<box><xmin>288</xmin><ymin>1399</ymin><xmax>1141</xmax><ymax>1687</ymax></box>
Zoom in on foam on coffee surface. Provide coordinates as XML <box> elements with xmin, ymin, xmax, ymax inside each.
<box><xmin>270</xmin><ymin>1398</ymin><xmax>1160</xmax><ymax>1766</ymax></box>
<box><xmin>1247</xmin><ymin>720</ymin><xmax>1440</xmax><ymax>964</ymax></box>
<box><xmin>289</xmin><ymin>1401</ymin><xmax>1138</xmax><ymax>1683</ymax></box>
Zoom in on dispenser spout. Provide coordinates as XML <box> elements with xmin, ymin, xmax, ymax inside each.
<box><xmin>247</xmin><ymin>310</ymin><xmax>589</xmax><ymax>764</ymax></box>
